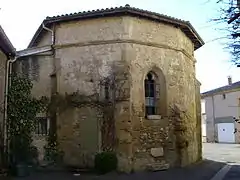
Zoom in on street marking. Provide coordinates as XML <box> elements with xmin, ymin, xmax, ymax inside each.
<box><xmin>210</xmin><ymin>164</ymin><xmax>231</xmax><ymax>180</ymax></box>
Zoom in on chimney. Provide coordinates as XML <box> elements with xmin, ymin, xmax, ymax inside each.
<box><xmin>228</xmin><ymin>76</ymin><xmax>232</xmax><ymax>85</ymax></box>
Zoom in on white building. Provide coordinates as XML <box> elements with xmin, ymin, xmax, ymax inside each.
<box><xmin>201</xmin><ymin>77</ymin><xmax>240</xmax><ymax>143</ymax></box>
<box><xmin>201</xmin><ymin>99</ymin><xmax>206</xmax><ymax>142</ymax></box>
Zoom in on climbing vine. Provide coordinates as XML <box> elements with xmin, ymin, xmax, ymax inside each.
<box><xmin>7</xmin><ymin>74</ymin><xmax>46</xmax><ymax>166</ymax></box>
<box><xmin>6</xmin><ymin>65</ymin><xmax>129</xmax><ymax>167</ymax></box>
<box><xmin>42</xmin><ymin>68</ymin><xmax>129</xmax><ymax>153</ymax></box>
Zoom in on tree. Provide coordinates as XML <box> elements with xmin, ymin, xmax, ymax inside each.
<box><xmin>213</xmin><ymin>0</ymin><xmax>240</xmax><ymax>65</ymax></box>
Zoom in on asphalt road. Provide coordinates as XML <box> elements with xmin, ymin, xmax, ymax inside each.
<box><xmin>3</xmin><ymin>143</ymin><xmax>239</xmax><ymax>180</ymax></box>
<box><xmin>203</xmin><ymin>143</ymin><xmax>240</xmax><ymax>180</ymax></box>
<box><xmin>203</xmin><ymin>143</ymin><xmax>240</xmax><ymax>164</ymax></box>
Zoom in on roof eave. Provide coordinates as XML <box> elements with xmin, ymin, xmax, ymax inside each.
<box><xmin>28</xmin><ymin>7</ymin><xmax>204</xmax><ymax>50</ymax></box>
<box><xmin>201</xmin><ymin>87</ymin><xmax>240</xmax><ymax>98</ymax></box>
<box><xmin>185</xmin><ymin>22</ymin><xmax>205</xmax><ymax>49</ymax></box>
<box><xmin>0</xmin><ymin>26</ymin><xmax>16</xmax><ymax>57</ymax></box>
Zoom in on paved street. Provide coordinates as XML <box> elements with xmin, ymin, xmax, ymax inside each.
<box><xmin>223</xmin><ymin>165</ymin><xmax>240</xmax><ymax>180</ymax></box>
<box><xmin>8</xmin><ymin>160</ymin><xmax>225</xmax><ymax>180</ymax></box>
<box><xmin>203</xmin><ymin>143</ymin><xmax>240</xmax><ymax>180</ymax></box>
<box><xmin>203</xmin><ymin>143</ymin><xmax>240</xmax><ymax>164</ymax></box>
<box><xmin>2</xmin><ymin>143</ymin><xmax>240</xmax><ymax>180</ymax></box>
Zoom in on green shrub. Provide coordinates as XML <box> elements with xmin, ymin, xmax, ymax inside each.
<box><xmin>94</xmin><ymin>152</ymin><xmax>118</xmax><ymax>174</ymax></box>
<box><xmin>44</xmin><ymin>134</ymin><xmax>64</xmax><ymax>165</ymax></box>
<box><xmin>28</xmin><ymin>146</ymin><xmax>39</xmax><ymax>165</ymax></box>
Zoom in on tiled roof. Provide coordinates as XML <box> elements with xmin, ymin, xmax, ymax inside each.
<box><xmin>201</xmin><ymin>81</ymin><xmax>240</xmax><ymax>97</ymax></box>
<box><xmin>46</xmin><ymin>4</ymin><xmax>185</xmax><ymax>22</ymax></box>
<box><xmin>28</xmin><ymin>4</ymin><xmax>204</xmax><ymax>49</ymax></box>
<box><xmin>0</xmin><ymin>26</ymin><xmax>15</xmax><ymax>56</ymax></box>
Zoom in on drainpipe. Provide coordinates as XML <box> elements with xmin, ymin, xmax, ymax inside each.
<box><xmin>42</xmin><ymin>23</ymin><xmax>57</xmax><ymax>140</ymax></box>
<box><xmin>42</xmin><ymin>23</ymin><xmax>54</xmax><ymax>45</ymax></box>
<box><xmin>3</xmin><ymin>57</ymin><xmax>18</xmax><ymax>165</ymax></box>
<box><xmin>3</xmin><ymin>24</ymin><xmax>55</xmax><ymax>165</ymax></box>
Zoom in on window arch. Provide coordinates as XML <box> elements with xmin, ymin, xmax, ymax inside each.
<box><xmin>144</xmin><ymin>68</ymin><xmax>167</xmax><ymax>117</ymax></box>
<box><xmin>145</xmin><ymin>72</ymin><xmax>157</xmax><ymax>116</ymax></box>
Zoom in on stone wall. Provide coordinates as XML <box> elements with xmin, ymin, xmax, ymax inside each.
<box><xmin>32</xmin><ymin>135</ymin><xmax>47</xmax><ymax>162</ymax></box>
<box><xmin>19</xmin><ymin>15</ymin><xmax>201</xmax><ymax>172</ymax></box>
<box><xmin>126</xmin><ymin>24</ymin><xmax>197</xmax><ymax>169</ymax></box>
<box><xmin>53</xmin><ymin>18</ymin><xmax>131</xmax><ymax>169</ymax></box>
<box><xmin>195</xmin><ymin>79</ymin><xmax>202</xmax><ymax>161</ymax></box>
<box><xmin>125</xmin><ymin>17</ymin><xmax>194</xmax><ymax>54</ymax></box>
<box><xmin>55</xmin><ymin>43</ymin><xmax>131</xmax><ymax>169</ymax></box>
<box><xmin>14</xmin><ymin>55</ymin><xmax>54</xmax><ymax>162</ymax></box>
<box><xmin>0</xmin><ymin>50</ymin><xmax>7</xmax><ymax>166</ymax></box>
<box><xmin>0</xmin><ymin>50</ymin><xmax>6</xmax><ymax>125</ymax></box>
<box><xmin>124</xmin><ymin>18</ymin><xmax>199</xmax><ymax>170</ymax></box>
<box><xmin>57</xmin><ymin>106</ymin><xmax>103</xmax><ymax>167</ymax></box>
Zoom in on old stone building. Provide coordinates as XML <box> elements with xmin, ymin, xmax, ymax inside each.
<box><xmin>14</xmin><ymin>5</ymin><xmax>204</xmax><ymax>172</ymax></box>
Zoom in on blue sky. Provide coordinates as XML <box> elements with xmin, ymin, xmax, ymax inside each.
<box><xmin>0</xmin><ymin>0</ymin><xmax>239</xmax><ymax>93</ymax></box>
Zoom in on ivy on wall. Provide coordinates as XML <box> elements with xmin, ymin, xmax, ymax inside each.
<box><xmin>7</xmin><ymin>74</ymin><xmax>46</xmax><ymax>165</ymax></box>
<box><xmin>6</xmin><ymin>63</ymin><xmax>130</xmax><ymax>166</ymax></box>
<box><xmin>43</xmin><ymin>68</ymin><xmax>130</xmax><ymax>152</ymax></box>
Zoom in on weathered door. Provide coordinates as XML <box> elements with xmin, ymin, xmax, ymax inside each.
<box><xmin>78</xmin><ymin>106</ymin><xmax>102</xmax><ymax>167</ymax></box>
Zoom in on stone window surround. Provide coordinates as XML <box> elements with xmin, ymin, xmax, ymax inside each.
<box><xmin>144</xmin><ymin>67</ymin><xmax>167</xmax><ymax>120</ymax></box>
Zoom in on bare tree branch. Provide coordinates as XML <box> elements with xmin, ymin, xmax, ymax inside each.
<box><xmin>208</xmin><ymin>0</ymin><xmax>240</xmax><ymax>65</ymax></box>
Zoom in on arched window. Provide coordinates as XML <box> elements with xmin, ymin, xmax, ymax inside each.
<box><xmin>145</xmin><ymin>72</ymin><xmax>157</xmax><ymax>116</ymax></box>
<box><xmin>144</xmin><ymin>68</ymin><xmax>167</xmax><ymax>118</ymax></box>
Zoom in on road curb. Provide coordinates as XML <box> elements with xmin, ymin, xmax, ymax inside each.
<box><xmin>210</xmin><ymin>164</ymin><xmax>231</xmax><ymax>180</ymax></box>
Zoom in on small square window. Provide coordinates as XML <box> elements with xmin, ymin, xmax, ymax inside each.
<box><xmin>222</xmin><ymin>94</ymin><xmax>226</xmax><ymax>99</ymax></box>
<box><xmin>35</xmin><ymin>117</ymin><xmax>49</xmax><ymax>135</ymax></box>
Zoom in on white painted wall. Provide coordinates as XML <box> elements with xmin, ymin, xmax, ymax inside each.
<box><xmin>201</xmin><ymin>99</ymin><xmax>206</xmax><ymax>138</ymax></box>
<box><xmin>201</xmin><ymin>99</ymin><xmax>206</xmax><ymax>114</ymax></box>
<box><xmin>213</xmin><ymin>91</ymin><xmax>240</xmax><ymax>118</ymax></box>
<box><xmin>202</xmin><ymin>115</ymin><xmax>206</xmax><ymax>136</ymax></box>
<box><xmin>203</xmin><ymin>90</ymin><xmax>240</xmax><ymax>142</ymax></box>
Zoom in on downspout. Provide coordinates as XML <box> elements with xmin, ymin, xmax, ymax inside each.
<box><xmin>42</xmin><ymin>23</ymin><xmax>56</xmax><ymax>139</ymax></box>
<box><xmin>3</xmin><ymin>57</ymin><xmax>18</xmax><ymax>165</ymax></box>
<box><xmin>42</xmin><ymin>23</ymin><xmax>54</xmax><ymax>45</ymax></box>
<box><xmin>3</xmin><ymin>23</ymin><xmax>55</xmax><ymax>165</ymax></box>
<box><xmin>4</xmin><ymin>22</ymin><xmax>54</xmax><ymax>136</ymax></box>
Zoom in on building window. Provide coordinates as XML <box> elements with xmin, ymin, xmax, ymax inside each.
<box><xmin>21</xmin><ymin>57</ymin><xmax>40</xmax><ymax>81</ymax></box>
<box><xmin>104</xmin><ymin>78</ymin><xmax>110</xmax><ymax>100</ymax></box>
<box><xmin>145</xmin><ymin>72</ymin><xmax>156</xmax><ymax>116</ymax></box>
<box><xmin>21</xmin><ymin>59</ymin><xmax>30</xmax><ymax>78</ymax></box>
<box><xmin>35</xmin><ymin>117</ymin><xmax>48</xmax><ymax>135</ymax></box>
<box><xmin>222</xmin><ymin>93</ymin><xmax>226</xmax><ymax>99</ymax></box>
<box><xmin>30</xmin><ymin>56</ymin><xmax>40</xmax><ymax>81</ymax></box>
